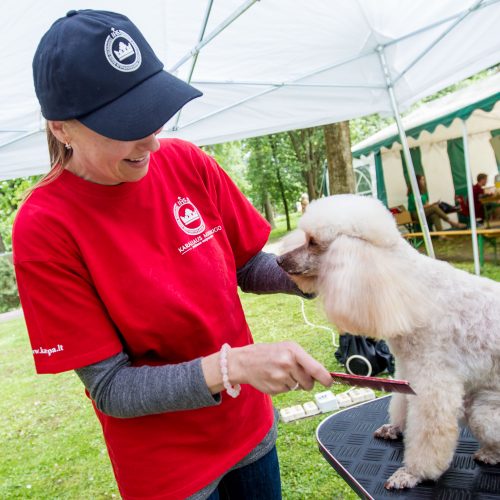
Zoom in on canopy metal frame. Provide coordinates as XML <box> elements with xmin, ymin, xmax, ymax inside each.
<box><xmin>462</xmin><ymin>120</ymin><xmax>481</xmax><ymax>275</ymax></box>
<box><xmin>1</xmin><ymin>0</ymin><xmax>498</xmax><ymax>210</ymax></box>
<box><xmin>172</xmin><ymin>0</ymin><xmax>214</xmax><ymax>130</ymax></box>
<box><xmin>165</xmin><ymin>0</ymin><xmax>495</xmax><ymax>138</ymax></box>
<box><xmin>377</xmin><ymin>45</ymin><xmax>435</xmax><ymax>258</ymax></box>
<box><xmin>159</xmin><ymin>0</ymin><xmax>499</xmax><ymax>261</ymax></box>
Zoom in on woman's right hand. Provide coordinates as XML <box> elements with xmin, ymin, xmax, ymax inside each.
<box><xmin>229</xmin><ymin>341</ymin><xmax>333</xmax><ymax>395</ymax></box>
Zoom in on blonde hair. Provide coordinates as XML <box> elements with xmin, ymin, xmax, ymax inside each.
<box><xmin>22</xmin><ymin>123</ymin><xmax>73</xmax><ymax>201</ymax></box>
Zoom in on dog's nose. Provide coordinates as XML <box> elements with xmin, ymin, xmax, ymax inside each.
<box><xmin>276</xmin><ymin>255</ymin><xmax>284</xmax><ymax>267</ymax></box>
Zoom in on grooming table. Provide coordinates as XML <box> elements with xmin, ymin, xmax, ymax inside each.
<box><xmin>316</xmin><ymin>396</ymin><xmax>500</xmax><ymax>499</ymax></box>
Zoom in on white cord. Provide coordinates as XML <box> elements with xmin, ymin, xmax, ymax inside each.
<box><xmin>299</xmin><ymin>298</ymin><xmax>338</xmax><ymax>347</ymax></box>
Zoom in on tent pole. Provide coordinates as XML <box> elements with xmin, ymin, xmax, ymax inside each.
<box><xmin>323</xmin><ymin>161</ymin><xmax>330</xmax><ymax>196</ymax></box>
<box><xmin>0</xmin><ymin>130</ymin><xmax>40</xmax><ymax>149</ymax></box>
<box><xmin>461</xmin><ymin>119</ymin><xmax>481</xmax><ymax>275</ymax></box>
<box><xmin>191</xmin><ymin>80</ymin><xmax>385</xmax><ymax>89</ymax></box>
<box><xmin>376</xmin><ymin>46</ymin><xmax>435</xmax><ymax>258</ymax></box>
<box><xmin>168</xmin><ymin>0</ymin><xmax>258</xmax><ymax>73</ymax></box>
<box><xmin>369</xmin><ymin>153</ymin><xmax>378</xmax><ymax>200</ymax></box>
<box><xmin>172</xmin><ymin>0</ymin><xmax>214</xmax><ymax>130</ymax></box>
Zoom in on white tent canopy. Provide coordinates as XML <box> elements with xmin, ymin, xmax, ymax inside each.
<box><xmin>353</xmin><ymin>73</ymin><xmax>500</xmax><ymax>209</ymax></box>
<box><xmin>1</xmin><ymin>0</ymin><xmax>500</xmax><ymax>181</ymax></box>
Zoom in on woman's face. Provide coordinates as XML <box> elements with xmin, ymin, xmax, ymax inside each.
<box><xmin>53</xmin><ymin>120</ymin><xmax>161</xmax><ymax>185</ymax></box>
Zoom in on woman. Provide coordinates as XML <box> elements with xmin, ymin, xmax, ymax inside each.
<box><xmin>13</xmin><ymin>10</ymin><xmax>332</xmax><ymax>500</ymax></box>
<box><xmin>407</xmin><ymin>175</ymin><xmax>466</xmax><ymax>231</ymax></box>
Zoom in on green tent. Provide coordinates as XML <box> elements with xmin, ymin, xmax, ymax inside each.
<box><xmin>353</xmin><ymin>73</ymin><xmax>500</xmax><ymax>210</ymax></box>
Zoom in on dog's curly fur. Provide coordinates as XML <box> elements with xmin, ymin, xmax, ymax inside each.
<box><xmin>277</xmin><ymin>194</ymin><xmax>500</xmax><ymax>489</ymax></box>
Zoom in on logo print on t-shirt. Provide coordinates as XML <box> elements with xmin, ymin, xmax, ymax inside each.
<box><xmin>174</xmin><ymin>197</ymin><xmax>206</xmax><ymax>235</ymax></box>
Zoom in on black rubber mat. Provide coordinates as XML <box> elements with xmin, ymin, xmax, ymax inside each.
<box><xmin>316</xmin><ymin>396</ymin><xmax>500</xmax><ymax>499</ymax></box>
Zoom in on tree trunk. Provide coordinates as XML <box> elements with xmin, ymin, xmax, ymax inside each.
<box><xmin>306</xmin><ymin>170</ymin><xmax>316</xmax><ymax>201</ymax></box>
<box><xmin>288</xmin><ymin>128</ymin><xmax>323</xmax><ymax>201</ymax></box>
<box><xmin>324</xmin><ymin>121</ymin><xmax>355</xmax><ymax>195</ymax></box>
<box><xmin>268</xmin><ymin>136</ymin><xmax>291</xmax><ymax>231</ymax></box>
<box><xmin>276</xmin><ymin>167</ymin><xmax>291</xmax><ymax>231</ymax></box>
<box><xmin>263</xmin><ymin>191</ymin><xmax>275</xmax><ymax>229</ymax></box>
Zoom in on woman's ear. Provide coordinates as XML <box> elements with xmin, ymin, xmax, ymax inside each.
<box><xmin>318</xmin><ymin>236</ymin><xmax>434</xmax><ymax>338</ymax></box>
<box><xmin>47</xmin><ymin>120</ymin><xmax>70</xmax><ymax>145</ymax></box>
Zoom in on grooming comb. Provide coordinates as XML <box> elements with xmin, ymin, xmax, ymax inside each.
<box><xmin>330</xmin><ymin>372</ymin><xmax>416</xmax><ymax>395</ymax></box>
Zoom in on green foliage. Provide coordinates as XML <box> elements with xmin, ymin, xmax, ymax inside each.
<box><xmin>244</xmin><ymin>134</ymin><xmax>303</xmax><ymax>213</ymax></box>
<box><xmin>0</xmin><ymin>257</ymin><xmax>20</xmax><ymax>312</ymax></box>
<box><xmin>201</xmin><ymin>141</ymin><xmax>250</xmax><ymax>194</ymax></box>
<box><xmin>287</xmin><ymin>127</ymin><xmax>326</xmax><ymax>199</ymax></box>
<box><xmin>0</xmin><ymin>176</ymin><xmax>41</xmax><ymax>251</ymax></box>
<box><xmin>268</xmin><ymin>213</ymin><xmax>301</xmax><ymax>244</ymax></box>
<box><xmin>350</xmin><ymin>113</ymin><xmax>393</xmax><ymax>145</ymax></box>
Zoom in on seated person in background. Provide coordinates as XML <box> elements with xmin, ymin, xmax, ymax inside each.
<box><xmin>472</xmin><ymin>173</ymin><xmax>488</xmax><ymax>221</ymax></box>
<box><xmin>408</xmin><ymin>175</ymin><xmax>466</xmax><ymax>231</ymax></box>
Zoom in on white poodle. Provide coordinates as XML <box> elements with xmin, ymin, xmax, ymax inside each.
<box><xmin>277</xmin><ymin>194</ymin><xmax>500</xmax><ymax>490</ymax></box>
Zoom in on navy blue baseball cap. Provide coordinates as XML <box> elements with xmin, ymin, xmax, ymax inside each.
<box><xmin>33</xmin><ymin>9</ymin><xmax>202</xmax><ymax>141</ymax></box>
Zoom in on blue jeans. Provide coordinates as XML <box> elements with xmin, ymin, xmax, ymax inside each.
<box><xmin>206</xmin><ymin>446</ymin><xmax>282</xmax><ymax>500</ymax></box>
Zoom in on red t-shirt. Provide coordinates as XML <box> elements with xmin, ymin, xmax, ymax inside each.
<box><xmin>13</xmin><ymin>139</ymin><xmax>274</xmax><ymax>500</ymax></box>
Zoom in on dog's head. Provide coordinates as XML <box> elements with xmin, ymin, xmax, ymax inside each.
<box><xmin>278</xmin><ymin>194</ymin><xmax>434</xmax><ymax>338</ymax></box>
<box><xmin>277</xmin><ymin>194</ymin><xmax>401</xmax><ymax>291</ymax></box>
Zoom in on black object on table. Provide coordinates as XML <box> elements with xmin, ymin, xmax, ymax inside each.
<box><xmin>316</xmin><ymin>396</ymin><xmax>500</xmax><ymax>499</ymax></box>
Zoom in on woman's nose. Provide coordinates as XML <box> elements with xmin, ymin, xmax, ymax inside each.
<box><xmin>140</xmin><ymin>132</ymin><xmax>161</xmax><ymax>152</ymax></box>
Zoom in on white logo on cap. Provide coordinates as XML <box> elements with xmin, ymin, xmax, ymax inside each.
<box><xmin>104</xmin><ymin>28</ymin><xmax>142</xmax><ymax>72</ymax></box>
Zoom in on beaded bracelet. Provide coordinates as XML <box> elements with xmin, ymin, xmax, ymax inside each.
<box><xmin>220</xmin><ymin>343</ymin><xmax>241</xmax><ymax>398</ymax></box>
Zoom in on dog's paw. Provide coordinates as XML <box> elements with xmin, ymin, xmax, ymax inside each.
<box><xmin>374</xmin><ymin>424</ymin><xmax>402</xmax><ymax>440</ymax></box>
<box><xmin>384</xmin><ymin>467</ymin><xmax>421</xmax><ymax>490</ymax></box>
<box><xmin>474</xmin><ymin>448</ymin><xmax>500</xmax><ymax>465</ymax></box>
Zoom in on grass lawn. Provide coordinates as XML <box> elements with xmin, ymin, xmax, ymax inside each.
<box><xmin>0</xmin><ymin>318</ymin><xmax>119</xmax><ymax>499</ymax></box>
<box><xmin>1</xmin><ymin>211</ymin><xmax>499</xmax><ymax>499</ymax></box>
<box><xmin>268</xmin><ymin>212</ymin><xmax>301</xmax><ymax>244</ymax></box>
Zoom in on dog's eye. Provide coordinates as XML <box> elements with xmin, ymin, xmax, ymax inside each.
<box><xmin>308</xmin><ymin>238</ymin><xmax>318</xmax><ymax>247</ymax></box>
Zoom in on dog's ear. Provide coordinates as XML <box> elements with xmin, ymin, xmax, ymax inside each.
<box><xmin>319</xmin><ymin>235</ymin><xmax>434</xmax><ymax>338</ymax></box>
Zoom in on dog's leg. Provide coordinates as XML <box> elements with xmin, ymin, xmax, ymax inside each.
<box><xmin>466</xmin><ymin>389</ymin><xmax>500</xmax><ymax>465</ymax></box>
<box><xmin>375</xmin><ymin>364</ymin><xmax>407</xmax><ymax>440</ymax></box>
<box><xmin>374</xmin><ymin>393</ymin><xmax>406</xmax><ymax>440</ymax></box>
<box><xmin>385</xmin><ymin>379</ymin><xmax>463</xmax><ymax>490</ymax></box>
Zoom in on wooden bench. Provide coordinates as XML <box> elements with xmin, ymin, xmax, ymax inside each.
<box><xmin>403</xmin><ymin>228</ymin><xmax>500</xmax><ymax>266</ymax></box>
